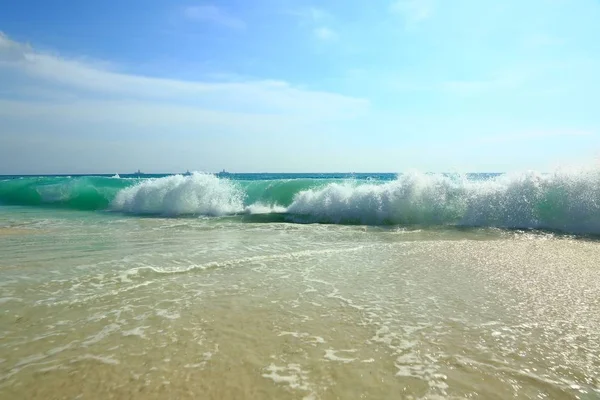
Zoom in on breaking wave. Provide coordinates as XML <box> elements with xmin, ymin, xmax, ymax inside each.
<box><xmin>285</xmin><ymin>169</ymin><xmax>600</xmax><ymax>234</ymax></box>
<box><xmin>111</xmin><ymin>173</ymin><xmax>244</xmax><ymax>216</ymax></box>
<box><xmin>1</xmin><ymin>168</ymin><xmax>600</xmax><ymax>234</ymax></box>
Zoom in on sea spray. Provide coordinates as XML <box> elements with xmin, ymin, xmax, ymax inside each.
<box><xmin>111</xmin><ymin>173</ymin><xmax>244</xmax><ymax>216</ymax></box>
<box><xmin>1</xmin><ymin>168</ymin><xmax>600</xmax><ymax>234</ymax></box>
<box><xmin>287</xmin><ymin>169</ymin><xmax>600</xmax><ymax>233</ymax></box>
<box><xmin>287</xmin><ymin>172</ymin><xmax>468</xmax><ymax>225</ymax></box>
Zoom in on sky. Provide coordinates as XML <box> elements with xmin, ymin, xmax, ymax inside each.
<box><xmin>1</xmin><ymin>0</ymin><xmax>600</xmax><ymax>173</ymax></box>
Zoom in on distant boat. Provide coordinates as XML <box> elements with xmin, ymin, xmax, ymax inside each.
<box><xmin>183</xmin><ymin>170</ymin><xmax>192</xmax><ymax>176</ymax></box>
<box><xmin>132</xmin><ymin>169</ymin><xmax>145</xmax><ymax>176</ymax></box>
<box><xmin>217</xmin><ymin>169</ymin><xmax>231</xmax><ymax>176</ymax></box>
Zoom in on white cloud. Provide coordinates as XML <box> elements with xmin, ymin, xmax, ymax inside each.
<box><xmin>390</xmin><ymin>0</ymin><xmax>433</xmax><ymax>26</ymax></box>
<box><xmin>0</xmin><ymin>33</ymin><xmax>367</xmax><ymax>117</ymax></box>
<box><xmin>307</xmin><ymin>7</ymin><xmax>328</xmax><ymax>21</ymax></box>
<box><xmin>0</xmin><ymin>32</ymin><xmax>372</xmax><ymax>173</ymax></box>
<box><xmin>289</xmin><ymin>7</ymin><xmax>339</xmax><ymax>42</ymax></box>
<box><xmin>314</xmin><ymin>27</ymin><xmax>338</xmax><ymax>41</ymax></box>
<box><xmin>288</xmin><ymin>7</ymin><xmax>330</xmax><ymax>23</ymax></box>
<box><xmin>183</xmin><ymin>5</ymin><xmax>246</xmax><ymax>30</ymax></box>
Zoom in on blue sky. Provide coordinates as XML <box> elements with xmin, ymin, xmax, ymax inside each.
<box><xmin>1</xmin><ymin>0</ymin><xmax>600</xmax><ymax>173</ymax></box>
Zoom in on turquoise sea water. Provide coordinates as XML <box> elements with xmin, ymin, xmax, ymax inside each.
<box><xmin>0</xmin><ymin>170</ymin><xmax>598</xmax><ymax>233</ymax></box>
<box><xmin>1</xmin><ymin>171</ymin><xmax>600</xmax><ymax>399</ymax></box>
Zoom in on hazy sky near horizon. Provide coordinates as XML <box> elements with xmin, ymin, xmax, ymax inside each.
<box><xmin>1</xmin><ymin>0</ymin><xmax>600</xmax><ymax>173</ymax></box>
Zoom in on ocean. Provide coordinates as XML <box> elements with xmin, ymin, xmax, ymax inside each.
<box><xmin>1</xmin><ymin>171</ymin><xmax>599</xmax><ymax>399</ymax></box>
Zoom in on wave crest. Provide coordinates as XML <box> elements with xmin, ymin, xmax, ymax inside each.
<box><xmin>110</xmin><ymin>173</ymin><xmax>244</xmax><ymax>216</ymax></box>
<box><xmin>287</xmin><ymin>169</ymin><xmax>600</xmax><ymax>233</ymax></box>
<box><xmin>2</xmin><ymin>168</ymin><xmax>600</xmax><ymax>235</ymax></box>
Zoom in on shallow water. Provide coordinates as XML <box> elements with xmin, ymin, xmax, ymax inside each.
<box><xmin>1</xmin><ymin>207</ymin><xmax>599</xmax><ymax>399</ymax></box>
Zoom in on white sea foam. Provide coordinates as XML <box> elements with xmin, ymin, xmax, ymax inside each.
<box><xmin>244</xmin><ymin>202</ymin><xmax>287</xmax><ymax>214</ymax></box>
<box><xmin>262</xmin><ymin>363</ymin><xmax>312</xmax><ymax>392</ymax></box>
<box><xmin>111</xmin><ymin>172</ymin><xmax>244</xmax><ymax>216</ymax></box>
<box><xmin>82</xmin><ymin>323</ymin><xmax>121</xmax><ymax>346</ymax></box>
<box><xmin>122</xmin><ymin>326</ymin><xmax>149</xmax><ymax>339</ymax></box>
<box><xmin>107</xmin><ymin>168</ymin><xmax>600</xmax><ymax>234</ymax></box>
<box><xmin>287</xmin><ymin>168</ymin><xmax>600</xmax><ymax>234</ymax></box>
<box><xmin>324</xmin><ymin>349</ymin><xmax>357</xmax><ymax>363</ymax></box>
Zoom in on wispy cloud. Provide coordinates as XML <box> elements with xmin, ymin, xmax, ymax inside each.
<box><xmin>0</xmin><ymin>32</ymin><xmax>370</xmax><ymax>172</ymax></box>
<box><xmin>390</xmin><ymin>0</ymin><xmax>433</xmax><ymax>27</ymax></box>
<box><xmin>314</xmin><ymin>27</ymin><xmax>338</xmax><ymax>41</ymax></box>
<box><xmin>289</xmin><ymin>7</ymin><xmax>339</xmax><ymax>42</ymax></box>
<box><xmin>183</xmin><ymin>5</ymin><xmax>246</xmax><ymax>30</ymax></box>
<box><xmin>0</xmin><ymin>32</ymin><xmax>366</xmax><ymax>116</ymax></box>
<box><xmin>288</xmin><ymin>7</ymin><xmax>330</xmax><ymax>23</ymax></box>
<box><xmin>0</xmin><ymin>32</ymin><xmax>369</xmax><ymax>128</ymax></box>
<box><xmin>0</xmin><ymin>32</ymin><xmax>30</xmax><ymax>61</ymax></box>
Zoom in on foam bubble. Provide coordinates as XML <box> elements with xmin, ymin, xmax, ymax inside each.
<box><xmin>244</xmin><ymin>203</ymin><xmax>287</xmax><ymax>214</ymax></box>
<box><xmin>286</xmin><ymin>168</ymin><xmax>600</xmax><ymax>234</ymax></box>
<box><xmin>262</xmin><ymin>363</ymin><xmax>312</xmax><ymax>391</ymax></box>
<box><xmin>324</xmin><ymin>349</ymin><xmax>357</xmax><ymax>363</ymax></box>
<box><xmin>111</xmin><ymin>172</ymin><xmax>244</xmax><ymax>216</ymax></box>
<box><xmin>4</xmin><ymin>166</ymin><xmax>600</xmax><ymax>234</ymax></box>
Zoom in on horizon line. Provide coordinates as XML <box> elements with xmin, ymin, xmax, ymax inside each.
<box><xmin>0</xmin><ymin>171</ymin><xmax>508</xmax><ymax>176</ymax></box>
